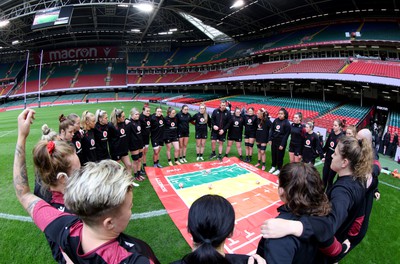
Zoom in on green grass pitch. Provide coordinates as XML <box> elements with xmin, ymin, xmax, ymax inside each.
<box><xmin>0</xmin><ymin>101</ymin><xmax>399</xmax><ymax>263</ymax></box>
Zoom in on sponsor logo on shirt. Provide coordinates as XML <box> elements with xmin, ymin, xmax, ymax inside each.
<box><xmin>91</xmin><ymin>139</ymin><xmax>95</xmax><ymax>146</ymax></box>
<box><xmin>75</xmin><ymin>141</ymin><xmax>81</xmax><ymax>149</ymax></box>
<box><xmin>159</xmin><ymin>120</ymin><xmax>163</xmax><ymax>125</ymax></box>
<box><xmin>276</xmin><ymin>125</ymin><xmax>281</xmax><ymax>130</ymax></box>
<box><xmin>124</xmin><ymin>241</ymin><xmax>134</xmax><ymax>248</ymax></box>
<box><xmin>121</xmin><ymin>128</ymin><xmax>125</xmax><ymax>134</ymax></box>
<box><xmin>171</xmin><ymin>122</ymin><xmax>175</xmax><ymax>127</ymax></box>
<box><xmin>330</xmin><ymin>141</ymin><xmax>335</xmax><ymax>148</ymax></box>
<box><xmin>248</xmin><ymin>119</ymin><xmax>252</xmax><ymax>124</ymax></box>
<box><xmin>146</xmin><ymin>121</ymin><xmax>150</xmax><ymax>126</ymax></box>
<box><xmin>234</xmin><ymin>121</ymin><xmax>239</xmax><ymax>126</ymax></box>
<box><xmin>137</xmin><ymin>126</ymin><xmax>141</xmax><ymax>131</ymax></box>
<box><xmin>200</xmin><ymin>118</ymin><xmax>205</xmax><ymax>122</ymax></box>
<box><xmin>306</xmin><ymin>139</ymin><xmax>311</xmax><ymax>145</ymax></box>
<box><xmin>103</xmin><ymin>131</ymin><xmax>107</xmax><ymax>138</ymax></box>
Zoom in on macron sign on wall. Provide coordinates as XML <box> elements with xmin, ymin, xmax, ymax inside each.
<box><xmin>34</xmin><ymin>47</ymin><xmax>117</xmax><ymax>63</ymax></box>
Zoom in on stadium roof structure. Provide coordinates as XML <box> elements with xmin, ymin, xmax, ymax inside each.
<box><xmin>0</xmin><ymin>0</ymin><xmax>399</xmax><ymax>53</ymax></box>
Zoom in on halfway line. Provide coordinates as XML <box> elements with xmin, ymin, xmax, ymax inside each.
<box><xmin>0</xmin><ymin>209</ymin><xmax>168</xmax><ymax>223</ymax></box>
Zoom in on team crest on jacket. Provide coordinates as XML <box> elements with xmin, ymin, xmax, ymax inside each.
<box><xmin>276</xmin><ymin>125</ymin><xmax>281</xmax><ymax>130</ymax></box>
<box><xmin>330</xmin><ymin>141</ymin><xmax>335</xmax><ymax>148</ymax></box>
<box><xmin>171</xmin><ymin>122</ymin><xmax>175</xmax><ymax>127</ymax></box>
<box><xmin>234</xmin><ymin>121</ymin><xmax>239</xmax><ymax>125</ymax></box>
<box><xmin>248</xmin><ymin>119</ymin><xmax>252</xmax><ymax>124</ymax></box>
<box><xmin>103</xmin><ymin>131</ymin><xmax>107</xmax><ymax>138</ymax></box>
<box><xmin>306</xmin><ymin>140</ymin><xmax>311</xmax><ymax>145</ymax></box>
<box><xmin>146</xmin><ymin>121</ymin><xmax>150</xmax><ymax>126</ymax></box>
<box><xmin>90</xmin><ymin>139</ymin><xmax>95</xmax><ymax>146</ymax></box>
<box><xmin>120</xmin><ymin>128</ymin><xmax>125</xmax><ymax>135</ymax></box>
<box><xmin>137</xmin><ymin>126</ymin><xmax>141</xmax><ymax>131</ymax></box>
<box><xmin>200</xmin><ymin>118</ymin><xmax>205</xmax><ymax>122</ymax></box>
<box><xmin>75</xmin><ymin>141</ymin><xmax>81</xmax><ymax>149</ymax></box>
<box><xmin>159</xmin><ymin>120</ymin><xmax>163</xmax><ymax>125</ymax></box>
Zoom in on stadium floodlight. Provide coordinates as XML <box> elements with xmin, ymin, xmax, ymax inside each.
<box><xmin>230</xmin><ymin>0</ymin><xmax>244</xmax><ymax>9</ymax></box>
<box><xmin>0</xmin><ymin>19</ymin><xmax>10</xmax><ymax>28</ymax></box>
<box><xmin>169</xmin><ymin>28</ymin><xmax>178</xmax><ymax>32</ymax></box>
<box><xmin>135</xmin><ymin>3</ymin><xmax>154</xmax><ymax>13</ymax></box>
<box><xmin>12</xmin><ymin>40</ymin><xmax>20</xmax><ymax>45</ymax></box>
<box><xmin>131</xmin><ymin>29</ymin><xmax>141</xmax><ymax>33</ymax></box>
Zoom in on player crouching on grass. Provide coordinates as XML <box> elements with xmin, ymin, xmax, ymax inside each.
<box><xmin>14</xmin><ymin>109</ymin><xmax>160</xmax><ymax>264</ymax></box>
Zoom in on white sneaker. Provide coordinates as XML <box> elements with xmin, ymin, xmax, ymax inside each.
<box><xmin>268</xmin><ymin>167</ymin><xmax>276</xmax><ymax>173</ymax></box>
<box><xmin>273</xmin><ymin>169</ymin><xmax>280</xmax><ymax>175</ymax></box>
<box><xmin>200</xmin><ymin>156</ymin><xmax>204</xmax><ymax>161</ymax></box>
<box><xmin>179</xmin><ymin>158</ymin><xmax>184</xmax><ymax>163</ymax></box>
<box><xmin>168</xmin><ymin>161</ymin><xmax>174</xmax><ymax>166</ymax></box>
<box><xmin>132</xmin><ymin>182</ymin><xmax>140</xmax><ymax>187</ymax></box>
<box><xmin>196</xmin><ymin>157</ymin><xmax>200</xmax><ymax>161</ymax></box>
<box><xmin>182</xmin><ymin>158</ymin><xmax>188</xmax><ymax>163</ymax></box>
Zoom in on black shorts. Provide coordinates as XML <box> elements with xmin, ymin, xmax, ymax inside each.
<box><xmin>256</xmin><ymin>132</ymin><xmax>268</xmax><ymax>144</ymax></box>
<box><xmin>211</xmin><ymin>131</ymin><xmax>226</xmax><ymax>142</ymax></box>
<box><xmin>164</xmin><ymin>138</ymin><xmax>179</xmax><ymax>144</ymax></box>
<box><xmin>129</xmin><ymin>143</ymin><xmax>143</xmax><ymax>152</ymax></box>
<box><xmin>111</xmin><ymin>152</ymin><xmax>128</xmax><ymax>161</ymax></box>
<box><xmin>142</xmin><ymin>134</ymin><xmax>150</xmax><ymax>146</ymax></box>
<box><xmin>178</xmin><ymin>132</ymin><xmax>189</xmax><ymax>138</ymax></box>
<box><xmin>195</xmin><ymin>132</ymin><xmax>208</xmax><ymax>139</ymax></box>
<box><xmin>244</xmin><ymin>131</ymin><xmax>256</xmax><ymax>139</ymax></box>
<box><xmin>129</xmin><ymin>138</ymin><xmax>143</xmax><ymax>152</ymax></box>
<box><xmin>228</xmin><ymin>135</ymin><xmax>242</xmax><ymax>142</ymax></box>
<box><xmin>151</xmin><ymin>138</ymin><xmax>164</xmax><ymax>148</ymax></box>
<box><xmin>289</xmin><ymin>143</ymin><xmax>301</xmax><ymax>156</ymax></box>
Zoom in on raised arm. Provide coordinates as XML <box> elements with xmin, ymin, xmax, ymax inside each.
<box><xmin>14</xmin><ymin>109</ymin><xmax>42</xmax><ymax>217</ymax></box>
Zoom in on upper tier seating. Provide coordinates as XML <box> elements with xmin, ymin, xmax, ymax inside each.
<box><xmin>311</xmin><ymin>23</ymin><xmax>360</xmax><ymax>42</ymax></box>
<box><xmin>73</xmin><ymin>63</ymin><xmax>108</xmax><ymax>87</ymax></box>
<box><xmin>360</xmin><ymin>22</ymin><xmax>400</xmax><ymax>41</ymax></box>
<box><xmin>278</xmin><ymin>59</ymin><xmax>346</xmax><ymax>73</ymax></box>
<box><xmin>238</xmin><ymin>62</ymin><xmax>289</xmax><ymax>75</ymax></box>
<box><xmin>0</xmin><ymin>62</ymin><xmax>25</xmax><ymax>79</ymax></box>
<box><xmin>167</xmin><ymin>46</ymin><xmax>205</xmax><ymax>65</ymax></box>
<box><xmin>128</xmin><ymin>52</ymin><xmax>147</xmax><ymax>67</ymax></box>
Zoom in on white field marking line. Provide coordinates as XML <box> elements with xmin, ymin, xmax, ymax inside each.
<box><xmin>230</xmin><ymin>233</ymin><xmax>263</xmax><ymax>252</ymax></box>
<box><xmin>314</xmin><ymin>160</ymin><xmax>324</xmax><ymax>167</ymax></box>
<box><xmin>0</xmin><ymin>209</ymin><xmax>168</xmax><ymax>223</ymax></box>
<box><xmin>380</xmin><ymin>181</ymin><xmax>400</xmax><ymax>191</ymax></box>
<box><xmin>0</xmin><ymin>130</ymin><xmax>15</xmax><ymax>138</ymax></box>
<box><xmin>235</xmin><ymin>200</ymin><xmax>281</xmax><ymax>222</ymax></box>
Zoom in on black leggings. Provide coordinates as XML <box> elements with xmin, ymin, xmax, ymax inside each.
<box><xmin>322</xmin><ymin>159</ymin><xmax>336</xmax><ymax>191</ymax></box>
<box><xmin>271</xmin><ymin>140</ymin><xmax>285</xmax><ymax>170</ymax></box>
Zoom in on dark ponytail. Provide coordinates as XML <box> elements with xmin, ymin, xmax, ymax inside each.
<box><xmin>182</xmin><ymin>195</ymin><xmax>234</xmax><ymax>264</ymax></box>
